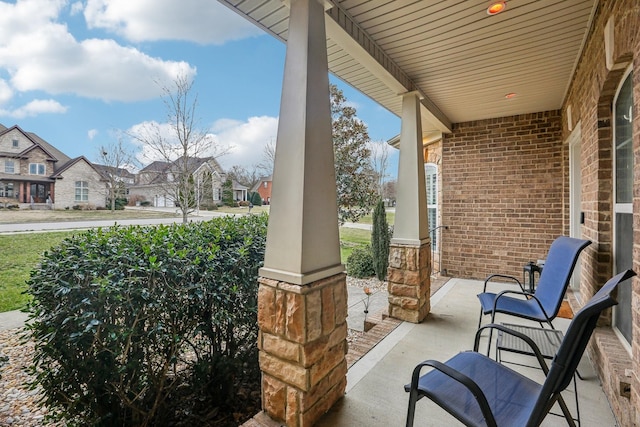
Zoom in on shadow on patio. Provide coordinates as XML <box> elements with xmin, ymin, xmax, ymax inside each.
<box><xmin>315</xmin><ymin>277</ymin><xmax>616</xmax><ymax>427</ymax></box>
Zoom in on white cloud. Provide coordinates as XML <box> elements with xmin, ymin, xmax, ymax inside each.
<box><xmin>69</xmin><ymin>1</ymin><xmax>84</xmax><ymax>16</ymax></box>
<box><xmin>0</xmin><ymin>79</ymin><xmax>12</xmax><ymax>104</ymax></box>
<box><xmin>213</xmin><ymin>116</ymin><xmax>278</xmax><ymax>170</ymax></box>
<box><xmin>84</xmin><ymin>0</ymin><xmax>262</xmax><ymax>44</ymax></box>
<box><xmin>0</xmin><ymin>0</ymin><xmax>197</xmax><ymax>103</ymax></box>
<box><xmin>0</xmin><ymin>99</ymin><xmax>68</xmax><ymax>119</ymax></box>
<box><xmin>88</xmin><ymin>129</ymin><xmax>98</xmax><ymax>140</ymax></box>
<box><xmin>128</xmin><ymin>116</ymin><xmax>278</xmax><ymax>171</ymax></box>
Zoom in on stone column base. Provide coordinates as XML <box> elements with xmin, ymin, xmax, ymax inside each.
<box><xmin>257</xmin><ymin>273</ymin><xmax>348</xmax><ymax>427</ymax></box>
<box><xmin>387</xmin><ymin>242</ymin><xmax>431</xmax><ymax>323</ymax></box>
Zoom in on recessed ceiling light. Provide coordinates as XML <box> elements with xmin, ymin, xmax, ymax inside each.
<box><xmin>505</xmin><ymin>92</ymin><xmax>517</xmax><ymax>99</ymax></box>
<box><xmin>487</xmin><ymin>1</ymin><xmax>506</xmax><ymax>15</ymax></box>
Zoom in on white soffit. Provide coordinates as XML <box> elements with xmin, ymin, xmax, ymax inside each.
<box><xmin>218</xmin><ymin>0</ymin><xmax>597</xmax><ymax>130</ymax></box>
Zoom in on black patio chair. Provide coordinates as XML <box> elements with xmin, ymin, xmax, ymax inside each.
<box><xmin>477</xmin><ymin>236</ymin><xmax>591</xmax><ymax>333</ymax></box>
<box><xmin>405</xmin><ymin>269</ymin><xmax>635</xmax><ymax>427</ymax></box>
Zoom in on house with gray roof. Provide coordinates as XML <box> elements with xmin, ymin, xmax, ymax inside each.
<box><xmin>0</xmin><ymin>124</ymin><xmax>105</xmax><ymax>209</ymax></box>
<box><xmin>128</xmin><ymin>156</ymin><xmax>229</xmax><ymax>208</ymax></box>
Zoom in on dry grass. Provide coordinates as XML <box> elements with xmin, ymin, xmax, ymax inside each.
<box><xmin>0</xmin><ymin>208</ymin><xmax>179</xmax><ymax>224</ymax></box>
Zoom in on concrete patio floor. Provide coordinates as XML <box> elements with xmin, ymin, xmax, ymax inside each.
<box><xmin>317</xmin><ymin>277</ymin><xmax>618</xmax><ymax>427</ymax></box>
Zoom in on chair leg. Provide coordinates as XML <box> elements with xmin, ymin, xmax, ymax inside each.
<box><xmin>477</xmin><ymin>308</ymin><xmax>484</xmax><ymax>329</ymax></box>
<box><xmin>406</xmin><ymin>389</ymin><xmax>418</xmax><ymax>427</ymax></box>
<box><xmin>555</xmin><ymin>393</ymin><xmax>577</xmax><ymax>427</ymax></box>
<box><xmin>572</xmin><ymin>372</ymin><xmax>581</xmax><ymax>427</ymax></box>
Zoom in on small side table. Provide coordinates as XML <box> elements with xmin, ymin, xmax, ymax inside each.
<box><xmin>523</xmin><ymin>262</ymin><xmax>543</xmax><ymax>292</ymax></box>
<box><xmin>496</xmin><ymin>323</ymin><xmax>563</xmax><ymax>361</ymax></box>
<box><xmin>496</xmin><ymin>323</ymin><xmax>580</xmax><ymax>426</ymax></box>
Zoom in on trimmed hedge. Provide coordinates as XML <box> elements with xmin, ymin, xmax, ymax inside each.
<box><xmin>26</xmin><ymin>214</ymin><xmax>268</xmax><ymax>426</ymax></box>
<box><xmin>346</xmin><ymin>245</ymin><xmax>375</xmax><ymax>278</ymax></box>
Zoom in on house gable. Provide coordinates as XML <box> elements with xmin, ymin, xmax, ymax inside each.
<box><xmin>53</xmin><ymin>157</ymin><xmax>106</xmax><ymax>209</ymax></box>
<box><xmin>0</xmin><ymin>127</ymin><xmax>37</xmax><ymax>155</ymax></box>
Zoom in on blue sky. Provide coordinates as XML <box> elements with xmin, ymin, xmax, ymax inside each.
<box><xmin>0</xmin><ymin>0</ymin><xmax>400</xmax><ymax>178</ymax></box>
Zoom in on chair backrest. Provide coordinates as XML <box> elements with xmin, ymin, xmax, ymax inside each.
<box><xmin>529</xmin><ymin>269</ymin><xmax>636</xmax><ymax>425</ymax></box>
<box><xmin>534</xmin><ymin>236</ymin><xmax>591</xmax><ymax>318</ymax></box>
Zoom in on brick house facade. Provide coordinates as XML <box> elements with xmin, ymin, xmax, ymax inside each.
<box><xmin>0</xmin><ymin>124</ymin><xmax>105</xmax><ymax>210</ymax></box>
<box><xmin>253</xmin><ymin>175</ymin><xmax>273</xmax><ymax>204</ymax></box>
<box><xmin>435</xmin><ymin>2</ymin><xmax>640</xmax><ymax>424</ymax></box>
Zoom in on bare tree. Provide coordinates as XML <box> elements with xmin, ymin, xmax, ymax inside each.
<box><xmin>227</xmin><ymin>165</ymin><xmax>261</xmax><ymax>190</ymax></box>
<box><xmin>129</xmin><ymin>75</ymin><xmax>226</xmax><ymax>223</ymax></box>
<box><xmin>256</xmin><ymin>139</ymin><xmax>275</xmax><ymax>177</ymax></box>
<box><xmin>383</xmin><ymin>179</ymin><xmax>396</xmax><ymax>203</ymax></box>
<box><xmin>369</xmin><ymin>140</ymin><xmax>390</xmax><ymax>197</ymax></box>
<box><xmin>96</xmin><ymin>137</ymin><xmax>138</xmax><ymax>211</ymax></box>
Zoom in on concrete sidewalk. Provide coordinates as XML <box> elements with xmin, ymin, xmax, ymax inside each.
<box><xmin>0</xmin><ymin>310</ymin><xmax>28</xmax><ymax>330</ymax></box>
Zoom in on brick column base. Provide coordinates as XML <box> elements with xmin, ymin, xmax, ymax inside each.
<box><xmin>387</xmin><ymin>242</ymin><xmax>431</xmax><ymax>323</ymax></box>
<box><xmin>257</xmin><ymin>273</ymin><xmax>348</xmax><ymax>427</ymax></box>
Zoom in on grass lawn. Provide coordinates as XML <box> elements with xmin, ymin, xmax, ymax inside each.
<box><xmin>0</xmin><ymin>231</ymin><xmax>77</xmax><ymax>312</ymax></box>
<box><xmin>214</xmin><ymin>205</ymin><xmax>270</xmax><ymax>215</ymax></box>
<box><xmin>340</xmin><ymin>227</ymin><xmax>371</xmax><ymax>262</ymax></box>
<box><xmin>0</xmin><ymin>214</ymin><xmax>373</xmax><ymax>313</ymax></box>
<box><xmin>354</xmin><ymin>210</ymin><xmax>395</xmax><ymax>226</ymax></box>
<box><xmin>0</xmin><ymin>208</ymin><xmax>179</xmax><ymax>224</ymax></box>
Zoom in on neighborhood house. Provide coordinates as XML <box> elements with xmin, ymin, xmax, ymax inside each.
<box><xmin>0</xmin><ymin>123</ymin><xmax>251</xmax><ymax>210</ymax></box>
<box><xmin>0</xmin><ymin>124</ymin><xmax>105</xmax><ymax>210</ymax></box>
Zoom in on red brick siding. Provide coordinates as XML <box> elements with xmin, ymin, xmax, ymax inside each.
<box><xmin>257</xmin><ymin>180</ymin><xmax>272</xmax><ymax>204</ymax></box>
<box><xmin>441</xmin><ymin>111</ymin><xmax>565</xmax><ymax>280</ymax></box>
<box><xmin>560</xmin><ymin>0</ymin><xmax>640</xmax><ymax>425</ymax></box>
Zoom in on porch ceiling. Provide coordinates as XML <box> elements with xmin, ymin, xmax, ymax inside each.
<box><xmin>218</xmin><ymin>0</ymin><xmax>597</xmax><ymax>134</ymax></box>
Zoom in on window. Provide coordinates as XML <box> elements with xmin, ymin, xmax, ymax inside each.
<box><xmin>264</xmin><ymin>182</ymin><xmax>268</xmax><ymax>188</ymax></box>
<box><xmin>425</xmin><ymin>163</ymin><xmax>438</xmax><ymax>249</ymax></box>
<box><xmin>75</xmin><ymin>181</ymin><xmax>89</xmax><ymax>202</ymax></box>
<box><xmin>12</xmin><ymin>139</ymin><xmax>18</xmax><ymax>148</ymax></box>
<box><xmin>613</xmin><ymin>68</ymin><xmax>633</xmax><ymax>348</ymax></box>
<box><xmin>29</xmin><ymin>163</ymin><xmax>46</xmax><ymax>175</ymax></box>
<box><xmin>0</xmin><ymin>183</ymin><xmax>14</xmax><ymax>198</ymax></box>
<box><xmin>4</xmin><ymin>161</ymin><xmax>14</xmax><ymax>174</ymax></box>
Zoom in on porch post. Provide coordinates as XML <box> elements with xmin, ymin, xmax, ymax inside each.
<box><xmin>388</xmin><ymin>91</ymin><xmax>431</xmax><ymax>323</ymax></box>
<box><xmin>257</xmin><ymin>0</ymin><xmax>347</xmax><ymax>425</ymax></box>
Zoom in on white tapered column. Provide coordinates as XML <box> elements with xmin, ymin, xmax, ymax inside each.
<box><xmin>257</xmin><ymin>1</ymin><xmax>347</xmax><ymax>425</ymax></box>
<box><xmin>388</xmin><ymin>91</ymin><xmax>431</xmax><ymax>323</ymax></box>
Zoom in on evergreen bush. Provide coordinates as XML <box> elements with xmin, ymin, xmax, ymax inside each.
<box><xmin>371</xmin><ymin>199</ymin><xmax>390</xmax><ymax>280</ymax></box>
<box><xmin>249</xmin><ymin>191</ymin><xmax>262</xmax><ymax>206</ymax></box>
<box><xmin>346</xmin><ymin>245</ymin><xmax>375</xmax><ymax>278</ymax></box>
<box><xmin>26</xmin><ymin>215</ymin><xmax>268</xmax><ymax>426</ymax></box>
<box><xmin>222</xmin><ymin>179</ymin><xmax>234</xmax><ymax>206</ymax></box>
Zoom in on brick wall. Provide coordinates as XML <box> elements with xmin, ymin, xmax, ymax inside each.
<box><xmin>441</xmin><ymin>111</ymin><xmax>565</xmax><ymax>280</ymax></box>
<box><xmin>560</xmin><ymin>0</ymin><xmax>640</xmax><ymax>424</ymax></box>
<box><xmin>54</xmin><ymin>161</ymin><xmax>105</xmax><ymax>209</ymax></box>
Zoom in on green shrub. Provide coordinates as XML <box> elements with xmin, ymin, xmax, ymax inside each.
<box><xmin>346</xmin><ymin>245</ymin><xmax>375</xmax><ymax>278</ymax></box>
<box><xmin>249</xmin><ymin>192</ymin><xmax>262</xmax><ymax>206</ymax></box>
<box><xmin>26</xmin><ymin>215</ymin><xmax>268</xmax><ymax>426</ymax></box>
<box><xmin>222</xmin><ymin>179</ymin><xmax>234</xmax><ymax>206</ymax></box>
<box><xmin>106</xmin><ymin>197</ymin><xmax>127</xmax><ymax>210</ymax></box>
<box><xmin>371</xmin><ymin>199</ymin><xmax>390</xmax><ymax>280</ymax></box>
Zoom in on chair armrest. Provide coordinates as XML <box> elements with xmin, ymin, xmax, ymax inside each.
<box><xmin>493</xmin><ymin>290</ymin><xmax>552</xmax><ymax>322</ymax></box>
<box><xmin>483</xmin><ymin>274</ymin><xmax>525</xmax><ymax>293</ymax></box>
<box><xmin>408</xmin><ymin>359</ymin><xmax>498</xmax><ymax>427</ymax></box>
<box><xmin>473</xmin><ymin>324</ymin><xmax>550</xmax><ymax>374</ymax></box>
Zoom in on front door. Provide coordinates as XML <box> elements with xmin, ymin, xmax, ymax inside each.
<box><xmin>30</xmin><ymin>183</ymin><xmax>48</xmax><ymax>203</ymax></box>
